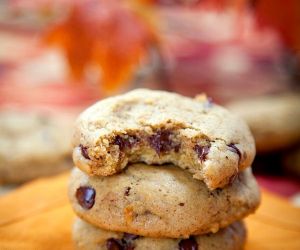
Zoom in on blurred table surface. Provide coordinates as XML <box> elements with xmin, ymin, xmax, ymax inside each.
<box><xmin>0</xmin><ymin>172</ymin><xmax>299</xmax><ymax>250</ymax></box>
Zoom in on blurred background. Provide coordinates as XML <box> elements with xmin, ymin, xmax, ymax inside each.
<box><xmin>0</xmin><ymin>0</ymin><xmax>299</xmax><ymax>204</ymax></box>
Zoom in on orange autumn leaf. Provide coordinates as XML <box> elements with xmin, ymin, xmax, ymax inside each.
<box><xmin>46</xmin><ymin>0</ymin><xmax>155</xmax><ymax>93</ymax></box>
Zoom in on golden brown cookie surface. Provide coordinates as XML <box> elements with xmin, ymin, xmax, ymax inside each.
<box><xmin>73</xmin><ymin>218</ymin><xmax>246</xmax><ymax>250</ymax></box>
<box><xmin>73</xmin><ymin>89</ymin><xmax>255</xmax><ymax>190</ymax></box>
<box><xmin>69</xmin><ymin>163</ymin><xmax>260</xmax><ymax>238</ymax></box>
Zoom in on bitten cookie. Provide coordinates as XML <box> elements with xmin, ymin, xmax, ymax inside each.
<box><xmin>69</xmin><ymin>163</ymin><xmax>260</xmax><ymax>238</ymax></box>
<box><xmin>227</xmin><ymin>93</ymin><xmax>300</xmax><ymax>153</ymax></box>
<box><xmin>73</xmin><ymin>218</ymin><xmax>246</xmax><ymax>250</ymax></box>
<box><xmin>0</xmin><ymin>111</ymin><xmax>72</xmax><ymax>184</ymax></box>
<box><xmin>73</xmin><ymin>89</ymin><xmax>255</xmax><ymax>189</ymax></box>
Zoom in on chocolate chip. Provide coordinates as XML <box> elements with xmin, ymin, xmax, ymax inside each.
<box><xmin>124</xmin><ymin>187</ymin><xmax>131</xmax><ymax>196</ymax></box>
<box><xmin>148</xmin><ymin>130</ymin><xmax>179</xmax><ymax>154</ymax></box>
<box><xmin>227</xmin><ymin>143</ymin><xmax>241</xmax><ymax>162</ymax></box>
<box><xmin>121</xmin><ymin>233</ymin><xmax>138</xmax><ymax>250</ymax></box>
<box><xmin>106</xmin><ymin>238</ymin><xmax>123</xmax><ymax>250</ymax></box>
<box><xmin>178</xmin><ymin>237</ymin><xmax>198</xmax><ymax>250</ymax></box>
<box><xmin>179</xmin><ymin>202</ymin><xmax>185</xmax><ymax>206</ymax></box>
<box><xmin>79</xmin><ymin>144</ymin><xmax>90</xmax><ymax>160</ymax></box>
<box><xmin>194</xmin><ymin>145</ymin><xmax>210</xmax><ymax>162</ymax></box>
<box><xmin>114</xmin><ymin>135</ymin><xmax>139</xmax><ymax>151</ymax></box>
<box><xmin>174</xmin><ymin>144</ymin><xmax>181</xmax><ymax>153</ymax></box>
<box><xmin>75</xmin><ymin>186</ymin><xmax>95</xmax><ymax>209</ymax></box>
<box><xmin>105</xmin><ymin>233</ymin><xmax>139</xmax><ymax>250</ymax></box>
<box><xmin>123</xmin><ymin>233</ymin><xmax>139</xmax><ymax>241</ymax></box>
<box><xmin>114</xmin><ymin>135</ymin><xmax>126</xmax><ymax>151</ymax></box>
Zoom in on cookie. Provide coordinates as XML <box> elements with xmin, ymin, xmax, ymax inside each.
<box><xmin>73</xmin><ymin>218</ymin><xmax>246</xmax><ymax>250</ymax></box>
<box><xmin>72</xmin><ymin>89</ymin><xmax>255</xmax><ymax>190</ymax></box>
<box><xmin>68</xmin><ymin>163</ymin><xmax>260</xmax><ymax>238</ymax></box>
<box><xmin>283</xmin><ymin>146</ymin><xmax>300</xmax><ymax>177</ymax></box>
<box><xmin>227</xmin><ymin>93</ymin><xmax>300</xmax><ymax>153</ymax></box>
<box><xmin>0</xmin><ymin>111</ymin><xmax>72</xmax><ymax>184</ymax></box>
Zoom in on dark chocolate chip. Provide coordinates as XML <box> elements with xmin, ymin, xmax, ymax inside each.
<box><xmin>75</xmin><ymin>186</ymin><xmax>95</xmax><ymax>209</ymax></box>
<box><xmin>124</xmin><ymin>187</ymin><xmax>131</xmax><ymax>196</ymax></box>
<box><xmin>105</xmin><ymin>233</ymin><xmax>139</xmax><ymax>250</ymax></box>
<box><xmin>114</xmin><ymin>135</ymin><xmax>126</xmax><ymax>151</ymax></box>
<box><xmin>228</xmin><ymin>143</ymin><xmax>242</xmax><ymax>162</ymax></box>
<box><xmin>106</xmin><ymin>238</ymin><xmax>123</xmax><ymax>250</ymax></box>
<box><xmin>194</xmin><ymin>145</ymin><xmax>210</xmax><ymax>162</ymax></box>
<box><xmin>79</xmin><ymin>144</ymin><xmax>90</xmax><ymax>160</ymax></box>
<box><xmin>174</xmin><ymin>144</ymin><xmax>181</xmax><ymax>153</ymax></box>
<box><xmin>178</xmin><ymin>237</ymin><xmax>198</xmax><ymax>250</ymax></box>
<box><xmin>123</xmin><ymin>233</ymin><xmax>139</xmax><ymax>241</ymax></box>
<box><xmin>179</xmin><ymin>202</ymin><xmax>185</xmax><ymax>206</ymax></box>
<box><xmin>148</xmin><ymin>130</ymin><xmax>178</xmax><ymax>154</ymax></box>
<box><xmin>114</xmin><ymin>135</ymin><xmax>139</xmax><ymax>151</ymax></box>
<box><xmin>121</xmin><ymin>233</ymin><xmax>138</xmax><ymax>250</ymax></box>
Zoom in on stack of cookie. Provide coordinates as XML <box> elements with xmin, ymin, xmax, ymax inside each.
<box><xmin>69</xmin><ymin>89</ymin><xmax>260</xmax><ymax>250</ymax></box>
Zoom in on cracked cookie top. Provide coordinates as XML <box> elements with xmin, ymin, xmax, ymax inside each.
<box><xmin>72</xmin><ymin>89</ymin><xmax>255</xmax><ymax>189</ymax></box>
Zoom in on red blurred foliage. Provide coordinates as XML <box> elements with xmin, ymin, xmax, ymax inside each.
<box><xmin>253</xmin><ymin>0</ymin><xmax>300</xmax><ymax>59</ymax></box>
<box><xmin>44</xmin><ymin>0</ymin><xmax>299</xmax><ymax>93</ymax></box>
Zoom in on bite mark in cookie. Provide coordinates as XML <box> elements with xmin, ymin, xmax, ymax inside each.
<box><xmin>72</xmin><ymin>89</ymin><xmax>255</xmax><ymax>190</ymax></box>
